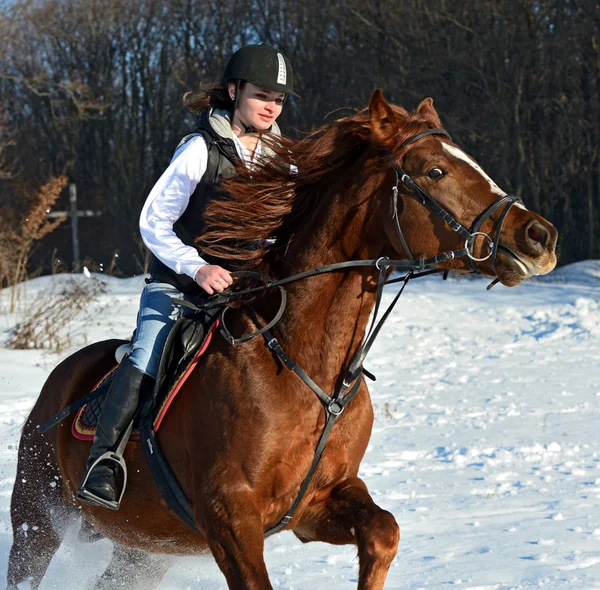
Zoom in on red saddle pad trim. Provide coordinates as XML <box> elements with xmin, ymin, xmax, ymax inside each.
<box><xmin>72</xmin><ymin>366</ymin><xmax>120</xmax><ymax>441</ymax></box>
<box><xmin>72</xmin><ymin>319</ymin><xmax>220</xmax><ymax>441</ymax></box>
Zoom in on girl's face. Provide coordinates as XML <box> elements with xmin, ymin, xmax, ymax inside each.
<box><xmin>229</xmin><ymin>82</ymin><xmax>285</xmax><ymax>130</ymax></box>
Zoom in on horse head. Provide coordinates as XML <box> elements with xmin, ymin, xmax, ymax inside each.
<box><xmin>368</xmin><ymin>89</ymin><xmax>557</xmax><ymax>286</ymax></box>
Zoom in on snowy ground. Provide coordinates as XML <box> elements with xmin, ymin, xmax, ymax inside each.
<box><xmin>0</xmin><ymin>261</ymin><xmax>599</xmax><ymax>589</ymax></box>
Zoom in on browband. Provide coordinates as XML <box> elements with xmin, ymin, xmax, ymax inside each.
<box><xmin>398</xmin><ymin>128</ymin><xmax>452</xmax><ymax>151</ymax></box>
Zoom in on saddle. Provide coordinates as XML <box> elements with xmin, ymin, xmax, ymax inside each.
<box><xmin>72</xmin><ymin>314</ymin><xmax>219</xmax><ymax>440</ymax></box>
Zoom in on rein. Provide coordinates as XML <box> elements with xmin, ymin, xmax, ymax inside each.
<box><xmin>172</xmin><ymin>127</ymin><xmax>523</xmax><ymax>537</ymax></box>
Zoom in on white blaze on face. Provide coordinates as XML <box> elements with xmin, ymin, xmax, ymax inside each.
<box><xmin>442</xmin><ymin>143</ymin><xmax>508</xmax><ymax>198</ymax></box>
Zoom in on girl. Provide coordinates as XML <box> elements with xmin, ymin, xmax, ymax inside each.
<box><xmin>78</xmin><ymin>44</ymin><xmax>299</xmax><ymax>510</ymax></box>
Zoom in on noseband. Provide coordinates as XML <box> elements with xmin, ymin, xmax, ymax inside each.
<box><xmin>390</xmin><ymin>128</ymin><xmax>522</xmax><ymax>278</ymax></box>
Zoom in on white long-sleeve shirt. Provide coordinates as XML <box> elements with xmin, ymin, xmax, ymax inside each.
<box><xmin>139</xmin><ymin>133</ymin><xmax>260</xmax><ymax>280</ymax></box>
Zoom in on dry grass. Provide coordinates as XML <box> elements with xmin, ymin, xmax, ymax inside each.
<box><xmin>4</xmin><ymin>276</ymin><xmax>107</xmax><ymax>351</ymax></box>
<box><xmin>0</xmin><ymin>176</ymin><xmax>67</xmax><ymax>311</ymax></box>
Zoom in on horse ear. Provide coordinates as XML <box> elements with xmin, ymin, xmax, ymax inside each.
<box><xmin>416</xmin><ymin>97</ymin><xmax>443</xmax><ymax>128</ymax></box>
<box><xmin>369</xmin><ymin>89</ymin><xmax>400</xmax><ymax>145</ymax></box>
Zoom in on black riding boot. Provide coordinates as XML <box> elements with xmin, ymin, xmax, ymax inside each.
<box><xmin>77</xmin><ymin>357</ymin><xmax>154</xmax><ymax>510</ymax></box>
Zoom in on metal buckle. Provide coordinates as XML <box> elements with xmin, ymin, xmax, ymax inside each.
<box><xmin>465</xmin><ymin>231</ymin><xmax>494</xmax><ymax>262</ymax></box>
<box><xmin>449</xmin><ymin>219</ymin><xmax>463</xmax><ymax>233</ymax></box>
<box><xmin>220</xmin><ymin>327</ymin><xmax>235</xmax><ymax>345</ymax></box>
<box><xmin>328</xmin><ymin>400</ymin><xmax>344</xmax><ymax>416</ymax></box>
<box><xmin>375</xmin><ymin>256</ymin><xmax>388</xmax><ymax>270</ymax></box>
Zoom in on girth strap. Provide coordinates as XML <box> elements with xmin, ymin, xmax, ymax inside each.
<box><xmin>140</xmin><ymin>422</ymin><xmax>201</xmax><ymax>534</ymax></box>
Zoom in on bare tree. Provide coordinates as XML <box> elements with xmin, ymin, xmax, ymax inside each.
<box><xmin>0</xmin><ymin>0</ymin><xmax>597</xmax><ymax>276</ymax></box>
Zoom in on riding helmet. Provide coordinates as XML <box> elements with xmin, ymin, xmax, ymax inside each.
<box><xmin>221</xmin><ymin>44</ymin><xmax>300</xmax><ymax>98</ymax></box>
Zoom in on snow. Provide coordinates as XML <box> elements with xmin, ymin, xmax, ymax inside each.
<box><xmin>1</xmin><ymin>262</ymin><xmax>599</xmax><ymax>589</ymax></box>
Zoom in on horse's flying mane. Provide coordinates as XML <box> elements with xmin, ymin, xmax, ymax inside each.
<box><xmin>197</xmin><ymin>102</ymin><xmax>436</xmax><ymax>272</ymax></box>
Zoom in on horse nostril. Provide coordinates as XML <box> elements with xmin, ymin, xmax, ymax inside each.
<box><xmin>526</xmin><ymin>221</ymin><xmax>549</xmax><ymax>249</ymax></box>
<box><xmin>528</xmin><ymin>226</ymin><xmax>541</xmax><ymax>243</ymax></box>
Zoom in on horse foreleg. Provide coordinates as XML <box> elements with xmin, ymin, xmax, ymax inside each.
<box><xmin>294</xmin><ymin>476</ymin><xmax>399</xmax><ymax>590</ymax></box>
<box><xmin>203</xmin><ymin>492</ymin><xmax>272</xmax><ymax>590</ymax></box>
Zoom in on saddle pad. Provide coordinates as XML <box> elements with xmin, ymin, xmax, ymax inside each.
<box><xmin>72</xmin><ymin>320</ymin><xmax>219</xmax><ymax>441</ymax></box>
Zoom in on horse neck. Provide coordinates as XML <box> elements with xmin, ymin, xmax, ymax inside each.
<box><xmin>275</xmin><ymin>159</ymin><xmax>388</xmax><ymax>389</ymax></box>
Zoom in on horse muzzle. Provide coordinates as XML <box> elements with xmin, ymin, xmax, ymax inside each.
<box><xmin>495</xmin><ymin>217</ymin><xmax>558</xmax><ymax>286</ymax></box>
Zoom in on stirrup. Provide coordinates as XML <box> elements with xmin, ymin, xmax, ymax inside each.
<box><xmin>77</xmin><ymin>451</ymin><xmax>128</xmax><ymax>511</ymax></box>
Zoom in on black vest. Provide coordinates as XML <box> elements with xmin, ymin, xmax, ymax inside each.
<box><xmin>148</xmin><ymin>109</ymin><xmax>240</xmax><ymax>295</ymax></box>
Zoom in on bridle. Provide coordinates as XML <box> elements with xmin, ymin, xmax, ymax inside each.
<box><xmin>389</xmin><ymin>128</ymin><xmax>522</xmax><ymax>279</ymax></box>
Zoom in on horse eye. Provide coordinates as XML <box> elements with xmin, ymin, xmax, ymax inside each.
<box><xmin>428</xmin><ymin>167</ymin><xmax>444</xmax><ymax>179</ymax></box>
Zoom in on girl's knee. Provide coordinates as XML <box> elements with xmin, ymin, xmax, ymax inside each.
<box><xmin>128</xmin><ymin>348</ymin><xmax>158</xmax><ymax>379</ymax></box>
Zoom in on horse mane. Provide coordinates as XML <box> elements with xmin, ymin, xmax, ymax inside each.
<box><xmin>197</xmin><ymin>102</ymin><xmax>437</xmax><ymax>273</ymax></box>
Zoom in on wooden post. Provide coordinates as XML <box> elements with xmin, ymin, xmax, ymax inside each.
<box><xmin>70</xmin><ymin>183</ymin><xmax>80</xmax><ymax>265</ymax></box>
<box><xmin>47</xmin><ymin>183</ymin><xmax>102</xmax><ymax>269</ymax></box>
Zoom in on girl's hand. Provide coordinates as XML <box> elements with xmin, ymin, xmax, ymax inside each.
<box><xmin>194</xmin><ymin>265</ymin><xmax>233</xmax><ymax>294</ymax></box>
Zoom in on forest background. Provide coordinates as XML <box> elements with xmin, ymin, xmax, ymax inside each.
<box><xmin>0</xmin><ymin>0</ymin><xmax>598</xmax><ymax>281</ymax></box>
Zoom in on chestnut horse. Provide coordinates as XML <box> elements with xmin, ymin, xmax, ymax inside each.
<box><xmin>8</xmin><ymin>90</ymin><xmax>557</xmax><ymax>589</ymax></box>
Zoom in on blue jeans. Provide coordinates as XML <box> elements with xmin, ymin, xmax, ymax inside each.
<box><xmin>128</xmin><ymin>282</ymin><xmax>192</xmax><ymax>379</ymax></box>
